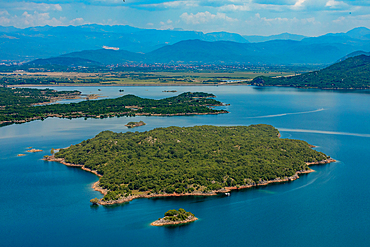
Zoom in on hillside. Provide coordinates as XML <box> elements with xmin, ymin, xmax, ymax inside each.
<box><xmin>251</xmin><ymin>55</ymin><xmax>370</xmax><ymax>89</ymax></box>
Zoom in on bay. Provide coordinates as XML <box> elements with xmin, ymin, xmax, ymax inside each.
<box><xmin>1</xmin><ymin>85</ymin><xmax>370</xmax><ymax>246</ymax></box>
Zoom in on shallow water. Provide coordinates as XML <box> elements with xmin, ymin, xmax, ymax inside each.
<box><xmin>1</xmin><ymin>85</ymin><xmax>370</xmax><ymax>246</ymax></box>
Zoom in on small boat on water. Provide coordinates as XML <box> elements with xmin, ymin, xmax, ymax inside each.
<box><xmin>225</xmin><ymin>193</ymin><xmax>230</xmax><ymax>196</ymax></box>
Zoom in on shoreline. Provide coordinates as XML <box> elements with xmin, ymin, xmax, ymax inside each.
<box><xmin>151</xmin><ymin>217</ymin><xmax>198</xmax><ymax>226</ymax></box>
<box><xmin>11</xmin><ymin>84</ymin><xmax>370</xmax><ymax>90</ymax></box>
<box><xmin>44</xmin><ymin>155</ymin><xmax>336</xmax><ymax>206</ymax></box>
<box><xmin>0</xmin><ymin>110</ymin><xmax>228</xmax><ymax>127</ymax></box>
<box><xmin>11</xmin><ymin>83</ymin><xmax>238</xmax><ymax>87</ymax></box>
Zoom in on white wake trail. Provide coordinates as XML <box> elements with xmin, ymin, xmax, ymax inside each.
<box><xmin>278</xmin><ymin>128</ymin><xmax>370</xmax><ymax>138</ymax></box>
<box><xmin>246</xmin><ymin>108</ymin><xmax>325</xmax><ymax>119</ymax></box>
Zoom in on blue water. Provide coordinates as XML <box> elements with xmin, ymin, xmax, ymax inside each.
<box><xmin>1</xmin><ymin>85</ymin><xmax>370</xmax><ymax>246</ymax></box>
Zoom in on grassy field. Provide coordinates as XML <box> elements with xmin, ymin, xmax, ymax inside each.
<box><xmin>2</xmin><ymin>71</ymin><xmax>296</xmax><ymax>86</ymax></box>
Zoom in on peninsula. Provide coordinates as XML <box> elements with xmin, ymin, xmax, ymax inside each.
<box><xmin>0</xmin><ymin>90</ymin><xmax>227</xmax><ymax>127</ymax></box>
<box><xmin>151</xmin><ymin>209</ymin><xmax>197</xmax><ymax>226</ymax></box>
<box><xmin>44</xmin><ymin>124</ymin><xmax>335</xmax><ymax>205</ymax></box>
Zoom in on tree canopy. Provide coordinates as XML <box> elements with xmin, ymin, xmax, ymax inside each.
<box><xmin>0</xmin><ymin>90</ymin><xmax>226</xmax><ymax>127</ymax></box>
<box><xmin>53</xmin><ymin>124</ymin><xmax>330</xmax><ymax>202</ymax></box>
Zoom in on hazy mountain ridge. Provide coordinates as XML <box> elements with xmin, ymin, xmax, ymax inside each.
<box><xmin>243</xmin><ymin>33</ymin><xmax>307</xmax><ymax>42</ymax></box>
<box><xmin>2</xmin><ymin>25</ymin><xmax>370</xmax><ymax>65</ymax></box>
<box><xmin>251</xmin><ymin>54</ymin><xmax>370</xmax><ymax>89</ymax></box>
<box><xmin>29</xmin><ymin>38</ymin><xmax>360</xmax><ymax>66</ymax></box>
<box><xmin>0</xmin><ymin>24</ymin><xmax>248</xmax><ymax>62</ymax></box>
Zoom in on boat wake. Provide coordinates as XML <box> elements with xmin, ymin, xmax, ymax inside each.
<box><xmin>278</xmin><ymin>128</ymin><xmax>370</xmax><ymax>138</ymax></box>
<box><xmin>246</xmin><ymin>108</ymin><xmax>325</xmax><ymax>119</ymax></box>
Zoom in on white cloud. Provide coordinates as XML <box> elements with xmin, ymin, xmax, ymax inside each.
<box><xmin>159</xmin><ymin>21</ymin><xmax>174</xmax><ymax>30</ymax></box>
<box><xmin>325</xmin><ymin>0</ymin><xmax>348</xmax><ymax>9</ymax></box>
<box><xmin>219</xmin><ymin>4</ymin><xmax>251</xmax><ymax>11</ymax></box>
<box><xmin>0</xmin><ymin>11</ymin><xmax>64</xmax><ymax>27</ymax></box>
<box><xmin>69</xmin><ymin>18</ymin><xmax>85</xmax><ymax>26</ymax></box>
<box><xmin>163</xmin><ymin>1</ymin><xmax>199</xmax><ymax>8</ymax></box>
<box><xmin>246</xmin><ymin>13</ymin><xmax>320</xmax><ymax>26</ymax></box>
<box><xmin>291</xmin><ymin>0</ymin><xmax>307</xmax><ymax>10</ymax></box>
<box><xmin>333</xmin><ymin>16</ymin><xmax>345</xmax><ymax>23</ymax></box>
<box><xmin>139</xmin><ymin>1</ymin><xmax>199</xmax><ymax>9</ymax></box>
<box><xmin>0</xmin><ymin>10</ymin><xmax>10</xmax><ymax>16</ymax></box>
<box><xmin>180</xmin><ymin>11</ymin><xmax>237</xmax><ymax>25</ymax></box>
<box><xmin>4</xmin><ymin>2</ymin><xmax>62</xmax><ymax>12</ymax></box>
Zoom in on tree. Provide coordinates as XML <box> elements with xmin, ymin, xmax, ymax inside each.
<box><xmin>90</xmin><ymin>198</ymin><xmax>99</xmax><ymax>205</ymax></box>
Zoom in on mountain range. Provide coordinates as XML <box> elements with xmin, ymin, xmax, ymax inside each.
<box><xmin>2</xmin><ymin>25</ymin><xmax>370</xmax><ymax>65</ymax></box>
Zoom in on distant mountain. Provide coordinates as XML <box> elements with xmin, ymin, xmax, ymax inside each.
<box><xmin>251</xmin><ymin>55</ymin><xmax>370</xmax><ymax>89</ymax></box>
<box><xmin>302</xmin><ymin>27</ymin><xmax>370</xmax><ymax>44</ymax></box>
<box><xmin>59</xmin><ymin>49</ymin><xmax>145</xmax><ymax>65</ymax></box>
<box><xmin>145</xmin><ymin>39</ymin><xmax>356</xmax><ymax>64</ymax></box>
<box><xmin>32</xmin><ymin>38</ymin><xmax>361</xmax><ymax>66</ymax></box>
<box><xmin>0</xmin><ymin>24</ymin><xmax>248</xmax><ymax>62</ymax></box>
<box><xmin>14</xmin><ymin>25</ymin><xmax>370</xmax><ymax>66</ymax></box>
<box><xmin>345</xmin><ymin>27</ymin><xmax>370</xmax><ymax>40</ymax></box>
<box><xmin>337</xmin><ymin>50</ymin><xmax>370</xmax><ymax>62</ymax></box>
<box><xmin>243</xmin><ymin>33</ymin><xmax>307</xmax><ymax>43</ymax></box>
<box><xmin>26</xmin><ymin>57</ymin><xmax>102</xmax><ymax>67</ymax></box>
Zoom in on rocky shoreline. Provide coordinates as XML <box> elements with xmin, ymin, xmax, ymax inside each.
<box><xmin>43</xmin><ymin>156</ymin><xmax>103</xmax><ymax>177</ymax></box>
<box><xmin>151</xmin><ymin>216</ymin><xmax>198</xmax><ymax>226</ymax></box>
<box><xmin>44</xmin><ymin>154</ymin><xmax>336</xmax><ymax>206</ymax></box>
<box><xmin>0</xmin><ymin>110</ymin><xmax>228</xmax><ymax>127</ymax></box>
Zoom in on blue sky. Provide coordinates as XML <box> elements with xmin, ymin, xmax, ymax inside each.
<box><xmin>0</xmin><ymin>0</ymin><xmax>369</xmax><ymax>36</ymax></box>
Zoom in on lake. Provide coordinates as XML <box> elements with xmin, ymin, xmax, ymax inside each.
<box><xmin>1</xmin><ymin>85</ymin><xmax>370</xmax><ymax>246</ymax></box>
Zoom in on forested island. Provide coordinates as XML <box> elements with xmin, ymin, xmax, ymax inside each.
<box><xmin>251</xmin><ymin>55</ymin><xmax>370</xmax><ymax>89</ymax></box>
<box><xmin>0</xmin><ymin>89</ymin><xmax>227</xmax><ymax>127</ymax></box>
<box><xmin>151</xmin><ymin>208</ymin><xmax>197</xmax><ymax>226</ymax></box>
<box><xmin>44</xmin><ymin>124</ymin><xmax>335</xmax><ymax>205</ymax></box>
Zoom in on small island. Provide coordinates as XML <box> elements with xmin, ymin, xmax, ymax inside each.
<box><xmin>151</xmin><ymin>208</ymin><xmax>197</xmax><ymax>226</ymax></box>
<box><xmin>26</xmin><ymin>149</ymin><xmax>43</xmax><ymax>153</ymax></box>
<box><xmin>125</xmin><ymin>121</ymin><xmax>146</xmax><ymax>128</ymax></box>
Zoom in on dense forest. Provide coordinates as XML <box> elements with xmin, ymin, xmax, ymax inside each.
<box><xmin>0</xmin><ymin>87</ymin><xmax>81</xmax><ymax>107</ymax></box>
<box><xmin>251</xmin><ymin>55</ymin><xmax>370</xmax><ymax>89</ymax></box>
<box><xmin>53</xmin><ymin>125</ymin><xmax>330</xmax><ymax>202</ymax></box>
<box><xmin>0</xmin><ymin>90</ymin><xmax>226</xmax><ymax>126</ymax></box>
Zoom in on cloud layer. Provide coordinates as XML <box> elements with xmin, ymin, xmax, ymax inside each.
<box><xmin>0</xmin><ymin>0</ymin><xmax>370</xmax><ymax>36</ymax></box>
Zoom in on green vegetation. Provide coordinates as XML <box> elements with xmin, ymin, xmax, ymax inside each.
<box><xmin>0</xmin><ymin>87</ymin><xmax>80</xmax><ymax>107</ymax></box>
<box><xmin>251</xmin><ymin>55</ymin><xmax>370</xmax><ymax>89</ymax></box>
<box><xmin>125</xmin><ymin>121</ymin><xmax>146</xmax><ymax>128</ymax></box>
<box><xmin>0</xmin><ymin>90</ymin><xmax>226</xmax><ymax>127</ymax></box>
<box><xmin>90</xmin><ymin>198</ymin><xmax>99</xmax><ymax>205</ymax></box>
<box><xmin>163</xmin><ymin>208</ymin><xmax>195</xmax><ymax>222</ymax></box>
<box><xmin>53</xmin><ymin>125</ymin><xmax>330</xmax><ymax>202</ymax></box>
<box><xmin>0</xmin><ymin>68</ymin><xmax>298</xmax><ymax>87</ymax></box>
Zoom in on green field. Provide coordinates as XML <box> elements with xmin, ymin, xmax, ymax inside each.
<box><xmin>1</xmin><ymin>70</ymin><xmax>295</xmax><ymax>86</ymax></box>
